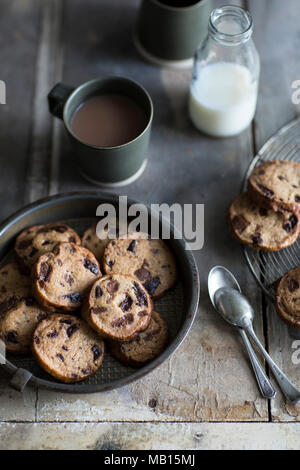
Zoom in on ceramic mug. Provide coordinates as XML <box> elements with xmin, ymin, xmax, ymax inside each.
<box><xmin>135</xmin><ymin>0</ymin><xmax>212</xmax><ymax>68</ymax></box>
<box><xmin>48</xmin><ymin>76</ymin><xmax>153</xmax><ymax>187</ymax></box>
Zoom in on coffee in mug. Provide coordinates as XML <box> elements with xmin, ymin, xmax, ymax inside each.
<box><xmin>71</xmin><ymin>94</ymin><xmax>148</xmax><ymax>147</ymax></box>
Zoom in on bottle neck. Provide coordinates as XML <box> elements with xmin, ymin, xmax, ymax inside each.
<box><xmin>208</xmin><ymin>5</ymin><xmax>253</xmax><ymax>46</ymax></box>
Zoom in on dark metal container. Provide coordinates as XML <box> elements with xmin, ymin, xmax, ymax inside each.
<box><xmin>48</xmin><ymin>77</ymin><xmax>153</xmax><ymax>187</ymax></box>
<box><xmin>0</xmin><ymin>192</ymin><xmax>200</xmax><ymax>393</ymax></box>
<box><xmin>135</xmin><ymin>0</ymin><xmax>212</xmax><ymax>65</ymax></box>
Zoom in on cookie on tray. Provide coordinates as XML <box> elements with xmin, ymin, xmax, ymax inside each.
<box><xmin>275</xmin><ymin>267</ymin><xmax>300</xmax><ymax>329</ymax></box>
<box><xmin>32</xmin><ymin>242</ymin><xmax>101</xmax><ymax>312</ymax></box>
<box><xmin>248</xmin><ymin>160</ymin><xmax>300</xmax><ymax>213</ymax></box>
<box><xmin>1</xmin><ymin>299</ymin><xmax>49</xmax><ymax>354</ymax></box>
<box><xmin>0</xmin><ymin>262</ymin><xmax>50</xmax><ymax>354</ymax></box>
<box><xmin>32</xmin><ymin>314</ymin><xmax>105</xmax><ymax>383</ymax></box>
<box><xmin>0</xmin><ymin>262</ymin><xmax>30</xmax><ymax>302</ymax></box>
<box><xmin>15</xmin><ymin>223</ymin><xmax>81</xmax><ymax>273</ymax></box>
<box><xmin>81</xmin><ymin>223</ymin><xmax>112</xmax><ymax>264</ymax></box>
<box><xmin>102</xmin><ymin>233</ymin><xmax>177</xmax><ymax>298</ymax></box>
<box><xmin>108</xmin><ymin>311</ymin><xmax>168</xmax><ymax>367</ymax></box>
<box><xmin>228</xmin><ymin>193</ymin><xmax>300</xmax><ymax>251</ymax></box>
<box><xmin>82</xmin><ymin>219</ymin><xmax>130</xmax><ymax>263</ymax></box>
<box><xmin>82</xmin><ymin>274</ymin><xmax>152</xmax><ymax>342</ymax></box>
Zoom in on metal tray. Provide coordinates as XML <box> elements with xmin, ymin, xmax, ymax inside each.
<box><xmin>0</xmin><ymin>192</ymin><xmax>199</xmax><ymax>393</ymax></box>
<box><xmin>243</xmin><ymin>117</ymin><xmax>300</xmax><ymax>300</ymax></box>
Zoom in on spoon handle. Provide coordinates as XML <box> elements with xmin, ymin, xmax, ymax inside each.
<box><xmin>239</xmin><ymin>329</ymin><xmax>276</xmax><ymax>399</ymax></box>
<box><xmin>245</xmin><ymin>325</ymin><xmax>300</xmax><ymax>403</ymax></box>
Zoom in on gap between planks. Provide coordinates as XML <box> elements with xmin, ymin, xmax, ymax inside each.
<box><xmin>245</xmin><ymin>0</ymin><xmax>273</xmax><ymax>422</ymax></box>
<box><xmin>0</xmin><ymin>419</ymin><xmax>278</xmax><ymax>424</ymax></box>
<box><xmin>24</xmin><ymin>0</ymin><xmax>63</xmax><ymax>205</ymax></box>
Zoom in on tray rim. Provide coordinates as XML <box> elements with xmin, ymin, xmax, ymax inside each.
<box><xmin>0</xmin><ymin>191</ymin><xmax>200</xmax><ymax>393</ymax></box>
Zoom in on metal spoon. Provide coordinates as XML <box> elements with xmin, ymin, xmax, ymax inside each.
<box><xmin>208</xmin><ymin>266</ymin><xmax>276</xmax><ymax>399</ymax></box>
<box><xmin>214</xmin><ymin>284</ymin><xmax>300</xmax><ymax>403</ymax></box>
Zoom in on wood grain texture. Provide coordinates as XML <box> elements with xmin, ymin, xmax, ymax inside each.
<box><xmin>5</xmin><ymin>0</ymin><xmax>300</xmax><ymax>445</ymax></box>
<box><xmin>247</xmin><ymin>0</ymin><xmax>300</xmax><ymax>421</ymax></box>
<box><xmin>24</xmin><ymin>0</ymin><xmax>63</xmax><ymax>203</ymax></box>
<box><xmin>0</xmin><ymin>0</ymin><xmax>40</xmax><ymax>218</ymax></box>
<box><xmin>266</xmin><ymin>303</ymin><xmax>300</xmax><ymax>422</ymax></box>
<box><xmin>0</xmin><ymin>0</ymin><xmax>268</xmax><ymax>426</ymax></box>
<box><xmin>0</xmin><ymin>0</ymin><xmax>41</xmax><ymax>422</ymax></box>
<box><xmin>1</xmin><ymin>422</ymin><xmax>300</xmax><ymax>450</ymax></box>
<box><xmin>36</xmin><ymin>0</ymin><xmax>268</xmax><ymax>423</ymax></box>
<box><xmin>0</xmin><ymin>368</ymin><xmax>36</xmax><ymax>422</ymax></box>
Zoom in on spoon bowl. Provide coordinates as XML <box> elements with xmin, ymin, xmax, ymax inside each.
<box><xmin>214</xmin><ymin>287</ymin><xmax>254</xmax><ymax>328</ymax></box>
<box><xmin>208</xmin><ymin>265</ymin><xmax>241</xmax><ymax>308</ymax></box>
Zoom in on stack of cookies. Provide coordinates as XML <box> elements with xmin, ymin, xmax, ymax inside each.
<box><xmin>229</xmin><ymin>159</ymin><xmax>300</xmax><ymax>331</ymax></box>
<box><xmin>0</xmin><ymin>222</ymin><xmax>177</xmax><ymax>383</ymax></box>
<box><xmin>228</xmin><ymin>160</ymin><xmax>300</xmax><ymax>251</ymax></box>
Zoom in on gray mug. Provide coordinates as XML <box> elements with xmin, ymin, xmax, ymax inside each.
<box><xmin>48</xmin><ymin>77</ymin><xmax>153</xmax><ymax>187</ymax></box>
<box><xmin>135</xmin><ymin>0</ymin><xmax>212</xmax><ymax>67</ymax></box>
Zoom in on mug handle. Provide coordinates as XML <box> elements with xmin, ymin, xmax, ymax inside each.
<box><xmin>48</xmin><ymin>83</ymin><xmax>75</xmax><ymax>119</ymax></box>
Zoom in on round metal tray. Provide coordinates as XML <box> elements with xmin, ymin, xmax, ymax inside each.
<box><xmin>243</xmin><ymin>117</ymin><xmax>300</xmax><ymax>300</ymax></box>
<box><xmin>0</xmin><ymin>192</ymin><xmax>199</xmax><ymax>393</ymax></box>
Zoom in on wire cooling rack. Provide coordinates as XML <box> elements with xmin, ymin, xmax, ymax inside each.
<box><xmin>243</xmin><ymin>118</ymin><xmax>300</xmax><ymax>300</ymax></box>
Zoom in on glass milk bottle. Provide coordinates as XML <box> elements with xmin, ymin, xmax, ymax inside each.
<box><xmin>189</xmin><ymin>5</ymin><xmax>260</xmax><ymax>137</ymax></box>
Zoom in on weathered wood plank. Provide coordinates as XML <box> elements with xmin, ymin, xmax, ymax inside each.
<box><xmin>0</xmin><ymin>0</ymin><xmax>40</xmax><ymax>219</ymax></box>
<box><xmin>0</xmin><ymin>368</ymin><xmax>36</xmax><ymax>422</ymax></box>
<box><xmin>247</xmin><ymin>0</ymin><xmax>300</xmax><ymax>421</ymax></box>
<box><xmin>24</xmin><ymin>0</ymin><xmax>63</xmax><ymax>203</ymax></box>
<box><xmin>0</xmin><ymin>0</ymin><xmax>42</xmax><ymax>422</ymax></box>
<box><xmin>266</xmin><ymin>303</ymin><xmax>300</xmax><ymax>422</ymax></box>
<box><xmin>36</xmin><ymin>0</ymin><xmax>268</xmax><ymax>423</ymax></box>
<box><xmin>2</xmin><ymin>421</ymin><xmax>300</xmax><ymax>450</ymax></box>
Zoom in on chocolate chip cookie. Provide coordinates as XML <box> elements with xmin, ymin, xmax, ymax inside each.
<box><xmin>82</xmin><ymin>274</ymin><xmax>152</xmax><ymax>342</ymax></box>
<box><xmin>0</xmin><ymin>263</ymin><xmax>50</xmax><ymax>354</ymax></box>
<box><xmin>1</xmin><ymin>299</ymin><xmax>49</xmax><ymax>354</ymax></box>
<box><xmin>82</xmin><ymin>223</ymin><xmax>112</xmax><ymax>263</ymax></box>
<box><xmin>248</xmin><ymin>160</ymin><xmax>300</xmax><ymax>213</ymax></box>
<box><xmin>32</xmin><ymin>314</ymin><xmax>105</xmax><ymax>383</ymax></box>
<box><xmin>103</xmin><ymin>234</ymin><xmax>177</xmax><ymax>298</ymax></box>
<box><xmin>108</xmin><ymin>311</ymin><xmax>168</xmax><ymax>367</ymax></box>
<box><xmin>32</xmin><ymin>242</ymin><xmax>101</xmax><ymax>312</ymax></box>
<box><xmin>228</xmin><ymin>193</ymin><xmax>300</xmax><ymax>251</ymax></box>
<box><xmin>275</xmin><ymin>267</ymin><xmax>300</xmax><ymax>329</ymax></box>
<box><xmin>15</xmin><ymin>223</ymin><xmax>81</xmax><ymax>273</ymax></box>
<box><xmin>0</xmin><ymin>262</ymin><xmax>30</xmax><ymax>303</ymax></box>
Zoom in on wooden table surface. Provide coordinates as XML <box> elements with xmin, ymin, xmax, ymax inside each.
<box><xmin>1</xmin><ymin>0</ymin><xmax>300</xmax><ymax>450</ymax></box>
